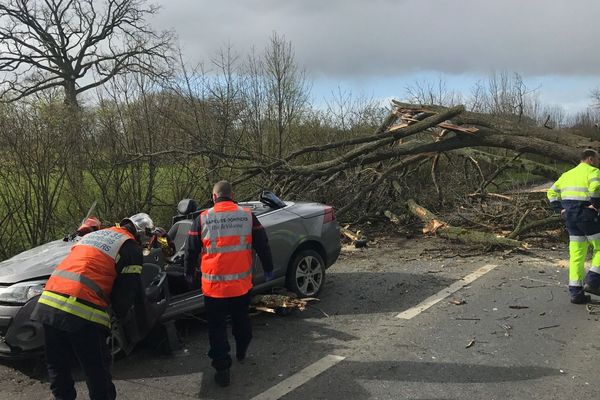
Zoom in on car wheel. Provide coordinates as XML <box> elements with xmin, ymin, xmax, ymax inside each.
<box><xmin>107</xmin><ymin>314</ymin><xmax>124</xmax><ymax>359</ymax></box>
<box><xmin>287</xmin><ymin>249</ymin><xmax>325</xmax><ymax>297</ymax></box>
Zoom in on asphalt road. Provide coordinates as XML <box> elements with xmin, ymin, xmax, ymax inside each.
<box><xmin>1</xmin><ymin>237</ymin><xmax>598</xmax><ymax>399</ymax></box>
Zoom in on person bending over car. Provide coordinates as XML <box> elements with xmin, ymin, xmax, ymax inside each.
<box><xmin>31</xmin><ymin>213</ymin><xmax>154</xmax><ymax>400</ymax></box>
<box><xmin>184</xmin><ymin>180</ymin><xmax>274</xmax><ymax>387</ymax></box>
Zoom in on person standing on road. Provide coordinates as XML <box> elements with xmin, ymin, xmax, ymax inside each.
<box><xmin>184</xmin><ymin>180</ymin><xmax>274</xmax><ymax>387</ymax></box>
<box><xmin>32</xmin><ymin>213</ymin><xmax>154</xmax><ymax>400</ymax></box>
<box><xmin>548</xmin><ymin>149</ymin><xmax>600</xmax><ymax>303</ymax></box>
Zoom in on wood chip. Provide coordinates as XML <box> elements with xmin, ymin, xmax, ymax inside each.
<box><xmin>341</xmin><ymin>227</ymin><xmax>360</xmax><ymax>241</ymax></box>
<box><xmin>586</xmin><ymin>304</ymin><xmax>600</xmax><ymax>315</ymax></box>
<box><xmin>254</xmin><ymin>306</ymin><xmax>277</xmax><ymax>314</ymax></box>
<box><xmin>500</xmin><ymin>323</ymin><xmax>512</xmax><ymax>337</ymax></box>
<box><xmin>423</xmin><ymin>219</ymin><xmax>446</xmax><ymax>234</ymax></box>
<box><xmin>387</xmin><ymin>123</ymin><xmax>409</xmax><ymax>132</ymax></box>
<box><xmin>437</xmin><ymin>122</ymin><xmax>479</xmax><ymax>134</ymax></box>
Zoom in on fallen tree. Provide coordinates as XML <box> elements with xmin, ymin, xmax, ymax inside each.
<box><xmin>119</xmin><ymin>99</ymin><xmax>574</xmax><ymax>244</ymax></box>
<box><xmin>406</xmin><ymin>199</ymin><xmax>526</xmax><ymax>248</ymax></box>
<box><xmin>233</xmin><ymin>101</ymin><xmax>590</xmax><ymax>208</ymax></box>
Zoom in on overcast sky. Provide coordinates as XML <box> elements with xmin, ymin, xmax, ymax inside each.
<box><xmin>152</xmin><ymin>0</ymin><xmax>600</xmax><ymax>112</ymax></box>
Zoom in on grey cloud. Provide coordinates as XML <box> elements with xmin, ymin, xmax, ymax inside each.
<box><xmin>153</xmin><ymin>0</ymin><xmax>600</xmax><ymax>78</ymax></box>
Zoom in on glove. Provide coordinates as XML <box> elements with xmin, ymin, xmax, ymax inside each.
<box><xmin>171</xmin><ymin>251</ymin><xmax>184</xmax><ymax>264</ymax></box>
<box><xmin>154</xmin><ymin>227</ymin><xmax>168</xmax><ymax>236</ymax></box>
<box><xmin>264</xmin><ymin>270</ymin><xmax>274</xmax><ymax>282</ymax></box>
<box><xmin>185</xmin><ymin>268</ymin><xmax>198</xmax><ymax>288</ymax></box>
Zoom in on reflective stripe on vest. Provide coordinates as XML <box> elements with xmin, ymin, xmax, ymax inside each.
<box><xmin>561</xmin><ymin>195</ymin><xmax>591</xmax><ymax>201</ymax></box>
<box><xmin>560</xmin><ymin>187</ymin><xmax>591</xmax><ymax>201</ymax></box>
<box><xmin>203</xmin><ymin>243</ymin><xmax>252</xmax><ymax>254</ymax></box>
<box><xmin>121</xmin><ymin>265</ymin><xmax>143</xmax><ymax>274</ymax></box>
<box><xmin>50</xmin><ymin>269</ymin><xmax>109</xmax><ymax>304</ymax></box>
<box><xmin>38</xmin><ymin>291</ymin><xmax>110</xmax><ymax>328</ymax></box>
<box><xmin>202</xmin><ymin>268</ymin><xmax>253</xmax><ymax>282</ymax></box>
<box><xmin>560</xmin><ymin>186</ymin><xmax>588</xmax><ymax>192</ymax></box>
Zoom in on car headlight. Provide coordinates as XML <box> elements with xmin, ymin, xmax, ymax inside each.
<box><xmin>0</xmin><ymin>281</ymin><xmax>46</xmax><ymax>305</ymax></box>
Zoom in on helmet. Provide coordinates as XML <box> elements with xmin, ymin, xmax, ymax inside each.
<box><xmin>120</xmin><ymin>213</ymin><xmax>154</xmax><ymax>242</ymax></box>
<box><xmin>77</xmin><ymin>216</ymin><xmax>102</xmax><ymax>236</ymax></box>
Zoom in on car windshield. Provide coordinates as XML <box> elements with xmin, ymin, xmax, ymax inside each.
<box><xmin>260</xmin><ymin>191</ymin><xmax>286</xmax><ymax>209</ymax></box>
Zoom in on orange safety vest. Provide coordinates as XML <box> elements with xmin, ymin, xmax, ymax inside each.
<box><xmin>199</xmin><ymin>201</ymin><xmax>253</xmax><ymax>298</ymax></box>
<box><xmin>44</xmin><ymin>226</ymin><xmax>135</xmax><ymax>309</ymax></box>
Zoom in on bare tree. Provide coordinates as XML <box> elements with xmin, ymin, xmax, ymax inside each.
<box><xmin>591</xmin><ymin>87</ymin><xmax>600</xmax><ymax>109</ymax></box>
<box><xmin>538</xmin><ymin>104</ymin><xmax>566</xmax><ymax>129</ymax></box>
<box><xmin>404</xmin><ymin>78</ymin><xmax>462</xmax><ymax>107</ymax></box>
<box><xmin>263</xmin><ymin>32</ymin><xmax>309</xmax><ymax>158</ymax></box>
<box><xmin>241</xmin><ymin>46</ymin><xmax>268</xmax><ymax>156</ymax></box>
<box><xmin>0</xmin><ymin>0</ymin><xmax>173</xmax><ymax>108</ymax></box>
<box><xmin>206</xmin><ymin>44</ymin><xmax>244</xmax><ymax>176</ymax></box>
<box><xmin>0</xmin><ymin>100</ymin><xmax>71</xmax><ymax>248</ymax></box>
<box><xmin>470</xmin><ymin>71</ymin><xmax>539</xmax><ymax>121</ymax></box>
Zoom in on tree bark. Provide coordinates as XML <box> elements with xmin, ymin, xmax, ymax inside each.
<box><xmin>407</xmin><ymin>199</ymin><xmax>525</xmax><ymax>248</ymax></box>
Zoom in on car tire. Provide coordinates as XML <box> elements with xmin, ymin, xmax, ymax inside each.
<box><xmin>107</xmin><ymin>314</ymin><xmax>125</xmax><ymax>359</ymax></box>
<box><xmin>286</xmin><ymin>249</ymin><xmax>325</xmax><ymax>297</ymax></box>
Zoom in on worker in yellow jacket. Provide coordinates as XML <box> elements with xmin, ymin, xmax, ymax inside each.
<box><xmin>548</xmin><ymin>149</ymin><xmax>600</xmax><ymax>303</ymax></box>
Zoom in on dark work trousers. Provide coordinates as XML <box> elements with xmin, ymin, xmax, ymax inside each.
<box><xmin>564</xmin><ymin>206</ymin><xmax>600</xmax><ymax>236</ymax></box>
<box><xmin>44</xmin><ymin>323</ymin><xmax>116</xmax><ymax>400</ymax></box>
<box><xmin>204</xmin><ymin>292</ymin><xmax>252</xmax><ymax>371</ymax></box>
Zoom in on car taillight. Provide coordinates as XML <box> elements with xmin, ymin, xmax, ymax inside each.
<box><xmin>323</xmin><ymin>206</ymin><xmax>336</xmax><ymax>223</ymax></box>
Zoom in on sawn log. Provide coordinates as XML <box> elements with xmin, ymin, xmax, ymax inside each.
<box><xmin>406</xmin><ymin>199</ymin><xmax>526</xmax><ymax>248</ymax></box>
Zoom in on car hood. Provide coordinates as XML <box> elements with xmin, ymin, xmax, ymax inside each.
<box><xmin>0</xmin><ymin>239</ymin><xmax>73</xmax><ymax>284</ymax></box>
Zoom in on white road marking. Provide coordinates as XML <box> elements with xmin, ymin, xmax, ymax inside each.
<box><xmin>251</xmin><ymin>264</ymin><xmax>496</xmax><ymax>398</ymax></box>
<box><xmin>395</xmin><ymin>264</ymin><xmax>498</xmax><ymax>319</ymax></box>
<box><xmin>250</xmin><ymin>354</ymin><xmax>346</xmax><ymax>400</ymax></box>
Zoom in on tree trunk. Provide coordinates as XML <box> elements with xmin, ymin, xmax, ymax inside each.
<box><xmin>407</xmin><ymin>199</ymin><xmax>525</xmax><ymax>248</ymax></box>
<box><xmin>63</xmin><ymin>79</ymin><xmax>80</xmax><ymax>110</ymax></box>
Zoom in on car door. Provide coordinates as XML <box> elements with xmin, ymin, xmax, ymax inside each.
<box><xmin>118</xmin><ymin>249</ymin><xmax>169</xmax><ymax>353</ymax></box>
<box><xmin>254</xmin><ymin>207</ymin><xmax>307</xmax><ymax>284</ymax></box>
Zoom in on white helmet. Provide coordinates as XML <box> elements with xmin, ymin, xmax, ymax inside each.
<box><xmin>121</xmin><ymin>213</ymin><xmax>154</xmax><ymax>242</ymax></box>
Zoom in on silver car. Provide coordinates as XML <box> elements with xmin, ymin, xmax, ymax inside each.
<box><xmin>0</xmin><ymin>191</ymin><xmax>341</xmax><ymax>358</ymax></box>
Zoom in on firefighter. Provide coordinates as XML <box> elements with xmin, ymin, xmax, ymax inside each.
<box><xmin>548</xmin><ymin>149</ymin><xmax>600</xmax><ymax>303</ymax></box>
<box><xmin>184</xmin><ymin>181</ymin><xmax>274</xmax><ymax>387</ymax></box>
<box><xmin>31</xmin><ymin>213</ymin><xmax>154</xmax><ymax>400</ymax></box>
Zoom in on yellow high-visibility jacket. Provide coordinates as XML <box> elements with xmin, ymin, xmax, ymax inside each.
<box><xmin>547</xmin><ymin>162</ymin><xmax>600</xmax><ymax>212</ymax></box>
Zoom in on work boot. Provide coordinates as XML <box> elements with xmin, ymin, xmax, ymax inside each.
<box><xmin>214</xmin><ymin>369</ymin><xmax>230</xmax><ymax>387</ymax></box>
<box><xmin>571</xmin><ymin>293</ymin><xmax>592</xmax><ymax>304</ymax></box>
<box><xmin>584</xmin><ymin>271</ymin><xmax>600</xmax><ymax>296</ymax></box>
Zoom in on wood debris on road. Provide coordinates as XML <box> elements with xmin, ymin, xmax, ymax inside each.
<box><xmin>251</xmin><ymin>294</ymin><xmax>320</xmax><ymax>315</ymax></box>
